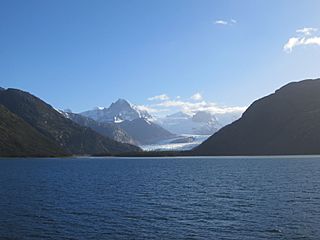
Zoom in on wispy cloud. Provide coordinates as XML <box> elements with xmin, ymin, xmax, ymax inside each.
<box><xmin>190</xmin><ymin>92</ymin><xmax>203</xmax><ymax>101</ymax></box>
<box><xmin>134</xmin><ymin>105</ymin><xmax>159</xmax><ymax>113</ymax></box>
<box><xmin>230</xmin><ymin>19</ymin><xmax>237</xmax><ymax>24</ymax></box>
<box><xmin>284</xmin><ymin>27</ymin><xmax>320</xmax><ymax>52</ymax></box>
<box><xmin>145</xmin><ymin>94</ymin><xmax>246</xmax><ymax>117</ymax></box>
<box><xmin>296</xmin><ymin>27</ymin><xmax>318</xmax><ymax>36</ymax></box>
<box><xmin>215</xmin><ymin>20</ymin><xmax>228</xmax><ymax>25</ymax></box>
<box><xmin>214</xmin><ymin>19</ymin><xmax>237</xmax><ymax>26</ymax></box>
<box><xmin>156</xmin><ymin>99</ymin><xmax>246</xmax><ymax>115</ymax></box>
<box><xmin>284</xmin><ymin>37</ymin><xmax>303</xmax><ymax>52</ymax></box>
<box><xmin>147</xmin><ymin>94</ymin><xmax>169</xmax><ymax>101</ymax></box>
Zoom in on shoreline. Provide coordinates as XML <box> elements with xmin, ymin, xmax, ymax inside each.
<box><xmin>2</xmin><ymin>153</ymin><xmax>320</xmax><ymax>159</ymax></box>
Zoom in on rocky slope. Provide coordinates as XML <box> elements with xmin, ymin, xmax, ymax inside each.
<box><xmin>194</xmin><ymin>79</ymin><xmax>320</xmax><ymax>155</ymax></box>
<box><xmin>0</xmin><ymin>89</ymin><xmax>141</xmax><ymax>156</ymax></box>
<box><xmin>61</xmin><ymin>111</ymin><xmax>137</xmax><ymax>145</ymax></box>
<box><xmin>80</xmin><ymin>99</ymin><xmax>175</xmax><ymax>144</ymax></box>
<box><xmin>0</xmin><ymin>104</ymin><xmax>67</xmax><ymax>157</ymax></box>
<box><xmin>119</xmin><ymin>118</ymin><xmax>175</xmax><ymax>145</ymax></box>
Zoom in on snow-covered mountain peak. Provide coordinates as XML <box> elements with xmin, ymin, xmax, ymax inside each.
<box><xmin>156</xmin><ymin>110</ymin><xmax>222</xmax><ymax>135</ymax></box>
<box><xmin>95</xmin><ymin>106</ymin><xmax>106</xmax><ymax>110</ymax></box>
<box><xmin>192</xmin><ymin>111</ymin><xmax>217</xmax><ymax>123</ymax></box>
<box><xmin>109</xmin><ymin>99</ymin><xmax>132</xmax><ymax>110</ymax></box>
<box><xmin>80</xmin><ymin>98</ymin><xmax>153</xmax><ymax>123</ymax></box>
<box><xmin>166</xmin><ymin>111</ymin><xmax>191</xmax><ymax>119</ymax></box>
<box><xmin>132</xmin><ymin>105</ymin><xmax>153</xmax><ymax>120</ymax></box>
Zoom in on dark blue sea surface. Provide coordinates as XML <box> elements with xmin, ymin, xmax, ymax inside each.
<box><xmin>0</xmin><ymin>156</ymin><xmax>320</xmax><ymax>239</ymax></box>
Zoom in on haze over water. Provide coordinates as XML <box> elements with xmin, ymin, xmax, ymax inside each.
<box><xmin>1</xmin><ymin>157</ymin><xmax>319</xmax><ymax>239</ymax></box>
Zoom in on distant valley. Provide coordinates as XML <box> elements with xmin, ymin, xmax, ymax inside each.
<box><xmin>0</xmin><ymin>88</ymin><xmax>238</xmax><ymax>157</ymax></box>
<box><xmin>70</xmin><ymin>98</ymin><xmax>240</xmax><ymax>150</ymax></box>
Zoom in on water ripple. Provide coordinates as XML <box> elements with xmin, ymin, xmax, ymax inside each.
<box><xmin>0</xmin><ymin>157</ymin><xmax>319</xmax><ymax>239</ymax></box>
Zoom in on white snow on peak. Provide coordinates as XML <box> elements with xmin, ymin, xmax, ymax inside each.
<box><xmin>80</xmin><ymin>99</ymin><xmax>153</xmax><ymax>123</ymax></box>
<box><xmin>114</xmin><ymin>116</ymin><xmax>124</xmax><ymax>123</ymax></box>
<box><xmin>97</xmin><ymin>106</ymin><xmax>105</xmax><ymax>110</ymax></box>
<box><xmin>144</xmin><ymin>119</ymin><xmax>152</xmax><ymax>125</ymax></box>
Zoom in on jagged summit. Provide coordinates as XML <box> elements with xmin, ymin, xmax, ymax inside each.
<box><xmin>79</xmin><ymin>98</ymin><xmax>175</xmax><ymax>145</ymax></box>
<box><xmin>114</xmin><ymin>98</ymin><xmax>130</xmax><ymax>104</ymax></box>
<box><xmin>110</xmin><ymin>98</ymin><xmax>132</xmax><ymax>109</ymax></box>
<box><xmin>0</xmin><ymin>88</ymin><xmax>140</xmax><ymax>156</ymax></box>
<box><xmin>80</xmin><ymin>98</ymin><xmax>152</xmax><ymax>123</ymax></box>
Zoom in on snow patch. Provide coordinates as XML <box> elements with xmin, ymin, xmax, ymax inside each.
<box><xmin>141</xmin><ymin>134</ymin><xmax>210</xmax><ymax>151</ymax></box>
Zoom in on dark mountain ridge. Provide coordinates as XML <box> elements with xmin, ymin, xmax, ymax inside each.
<box><xmin>0</xmin><ymin>89</ymin><xmax>140</xmax><ymax>156</ymax></box>
<box><xmin>194</xmin><ymin>79</ymin><xmax>320</xmax><ymax>155</ymax></box>
<box><xmin>0</xmin><ymin>104</ymin><xmax>67</xmax><ymax>157</ymax></box>
<box><xmin>119</xmin><ymin>118</ymin><xmax>176</xmax><ymax>145</ymax></box>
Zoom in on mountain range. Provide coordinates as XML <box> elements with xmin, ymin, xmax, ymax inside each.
<box><xmin>156</xmin><ymin>111</ymin><xmax>222</xmax><ymax>135</ymax></box>
<box><xmin>194</xmin><ymin>79</ymin><xmax>320</xmax><ymax>155</ymax></box>
<box><xmin>61</xmin><ymin>111</ymin><xmax>137</xmax><ymax>145</ymax></box>
<box><xmin>78</xmin><ymin>99</ymin><xmax>238</xmax><ymax>147</ymax></box>
<box><xmin>79</xmin><ymin>99</ymin><xmax>175</xmax><ymax>145</ymax></box>
<box><xmin>0</xmin><ymin>88</ymin><xmax>140</xmax><ymax>157</ymax></box>
<box><xmin>81</xmin><ymin>99</ymin><xmax>153</xmax><ymax>123</ymax></box>
<box><xmin>2</xmin><ymin>78</ymin><xmax>320</xmax><ymax>157</ymax></box>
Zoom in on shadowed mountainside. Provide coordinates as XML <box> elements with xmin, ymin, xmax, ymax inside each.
<box><xmin>193</xmin><ymin>79</ymin><xmax>320</xmax><ymax>155</ymax></box>
<box><xmin>61</xmin><ymin>111</ymin><xmax>137</xmax><ymax>145</ymax></box>
<box><xmin>0</xmin><ymin>104</ymin><xmax>67</xmax><ymax>157</ymax></box>
<box><xmin>194</xmin><ymin>79</ymin><xmax>320</xmax><ymax>155</ymax></box>
<box><xmin>119</xmin><ymin>118</ymin><xmax>176</xmax><ymax>145</ymax></box>
<box><xmin>0</xmin><ymin>88</ymin><xmax>141</xmax><ymax>156</ymax></box>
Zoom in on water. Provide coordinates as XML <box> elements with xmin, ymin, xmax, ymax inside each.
<box><xmin>0</xmin><ymin>156</ymin><xmax>320</xmax><ymax>240</ymax></box>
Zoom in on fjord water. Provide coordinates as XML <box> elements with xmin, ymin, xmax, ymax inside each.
<box><xmin>0</xmin><ymin>157</ymin><xmax>319</xmax><ymax>239</ymax></box>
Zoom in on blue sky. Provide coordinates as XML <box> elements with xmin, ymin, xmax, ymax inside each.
<box><xmin>1</xmin><ymin>0</ymin><xmax>320</xmax><ymax>115</ymax></box>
